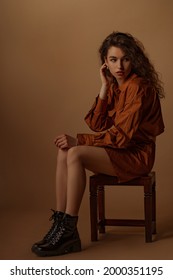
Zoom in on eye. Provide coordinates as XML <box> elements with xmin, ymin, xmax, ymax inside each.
<box><xmin>110</xmin><ymin>58</ymin><xmax>117</xmax><ymax>62</ymax></box>
<box><xmin>123</xmin><ymin>57</ymin><xmax>130</xmax><ymax>62</ymax></box>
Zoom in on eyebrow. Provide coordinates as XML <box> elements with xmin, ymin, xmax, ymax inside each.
<box><xmin>109</xmin><ymin>55</ymin><xmax>128</xmax><ymax>59</ymax></box>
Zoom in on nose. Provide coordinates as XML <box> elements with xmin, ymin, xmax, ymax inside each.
<box><xmin>117</xmin><ymin>59</ymin><xmax>123</xmax><ymax>69</ymax></box>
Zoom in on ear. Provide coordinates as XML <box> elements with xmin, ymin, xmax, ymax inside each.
<box><xmin>104</xmin><ymin>57</ymin><xmax>108</xmax><ymax>66</ymax></box>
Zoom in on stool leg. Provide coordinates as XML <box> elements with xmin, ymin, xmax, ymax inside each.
<box><xmin>152</xmin><ymin>184</ymin><xmax>156</xmax><ymax>234</ymax></box>
<box><xmin>90</xmin><ymin>178</ymin><xmax>98</xmax><ymax>241</ymax></box>
<box><xmin>98</xmin><ymin>185</ymin><xmax>105</xmax><ymax>234</ymax></box>
<box><xmin>144</xmin><ymin>191</ymin><xmax>153</xmax><ymax>242</ymax></box>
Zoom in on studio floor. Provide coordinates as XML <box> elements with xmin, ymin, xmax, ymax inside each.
<box><xmin>0</xmin><ymin>208</ymin><xmax>173</xmax><ymax>260</ymax></box>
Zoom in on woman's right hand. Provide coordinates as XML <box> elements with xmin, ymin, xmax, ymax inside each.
<box><xmin>100</xmin><ymin>63</ymin><xmax>109</xmax><ymax>86</ymax></box>
<box><xmin>99</xmin><ymin>63</ymin><xmax>110</xmax><ymax>100</ymax></box>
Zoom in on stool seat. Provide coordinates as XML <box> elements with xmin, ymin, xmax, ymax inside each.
<box><xmin>89</xmin><ymin>171</ymin><xmax>156</xmax><ymax>243</ymax></box>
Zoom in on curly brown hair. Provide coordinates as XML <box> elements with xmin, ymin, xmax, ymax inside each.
<box><xmin>99</xmin><ymin>32</ymin><xmax>165</xmax><ymax>98</ymax></box>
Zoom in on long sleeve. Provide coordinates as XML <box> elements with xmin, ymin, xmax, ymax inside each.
<box><xmin>77</xmin><ymin>75</ymin><xmax>164</xmax><ymax>148</ymax></box>
<box><xmin>84</xmin><ymin>94</ymin><xmax>114</xmax><ymax>132</ymax></box>
<box><xmin>77</xmin><ymin>84</ymin><xmax>143</xmax><ymax>148</ymax></box>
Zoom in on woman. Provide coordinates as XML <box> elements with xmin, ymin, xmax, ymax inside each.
<box><xmin>32</xmin><ymin>31</ymin><xmax>164</xmax><ymax>257</ymax></box>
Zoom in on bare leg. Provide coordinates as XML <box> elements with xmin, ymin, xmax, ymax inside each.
<box><xmin>55</xmin><ymin>149</ymin><xmax>68</xmax><ymax>212</ymax></box>
<box><xmin>65</xmin><ymin>146</ymin><xmax>115</xmax><ymax>216</ymax></box>
<box><xmin>32</xmin><ymin>146</ymin><xmax>114</xmax><ymax>256</ymax></box>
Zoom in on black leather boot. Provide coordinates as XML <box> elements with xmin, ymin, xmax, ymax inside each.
<box><xmin>33</xmin><ymin>213</ymin><xmax>81</xmax><ymax>257</ymax></box>
<box><xmin>31</xmin><ymin>209</ymin><xmax>64</xmax><ymax>252</ymax></box>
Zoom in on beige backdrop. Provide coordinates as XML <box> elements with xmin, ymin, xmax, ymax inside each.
<box><xmin>1</xmin><ymin>0</ymin><xmax>173</xmax><ymax>258</ymax></box>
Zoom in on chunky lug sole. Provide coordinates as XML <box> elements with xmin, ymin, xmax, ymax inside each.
<box><xmin>35</xmin><ymin>239</ymin><xmax>81</xmax><ymax>257</ymax></box>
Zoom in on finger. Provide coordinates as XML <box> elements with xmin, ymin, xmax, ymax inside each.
<box><xmin>54</xmin><ymin>134</ymin><xmax>66</xmax><ymax>141</ymax></box>
<box><xmin>54</xmin><ymin>138</ymin><xmax>62</xmax><ymax>146</ymax></box>
<box><xmin>54</xmin><ymin>138</ymin><xmax>58</xmax><ymax>145</ymax></box>
<box><xmin>54</xmin><ymin>134</ymin><xmax>66</xmax><ymax>145</ymax></box>
<box><xmin>57</xmin><ymin>138</ymin><xmax>68</xmax><ymax>148</ymax></box>
<box><xmin>100</xmin><ymin>63</ymin><xmax>107</xmax><ymax>70</ymax></box>
<box><xmin>59</xmin><ymin>143</ymin><xmax>68</xmax><ymax>149</ymax></box>
<box><xmin>55</xmin><ymin>140</ymin><xmax>64</xmax><ymax>147</ymax></box>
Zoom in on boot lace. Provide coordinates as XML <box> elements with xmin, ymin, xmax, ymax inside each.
<box><xmin>50</xmin><ymin>225</ymin><xmax>66</xmax><ymax>245</ymax></box>
<box><xmin>43</xmin><ymin>209</ymin><xmax>59</xmax><ymax>241</ymax></box>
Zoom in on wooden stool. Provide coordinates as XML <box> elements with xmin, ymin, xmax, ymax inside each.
<box><xmin>89</xmin><ymin>171</ymin><xmax>156</xmax><ymax>243</ymax></box>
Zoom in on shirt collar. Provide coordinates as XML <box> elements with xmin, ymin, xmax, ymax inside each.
<box><xmin>114</xmin><ymin>73</ymin><xmax>138</xmax><ymax>93</ymax></box>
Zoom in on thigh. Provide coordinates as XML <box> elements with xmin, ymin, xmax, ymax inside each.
<box><xmin>72</xmin><ymin>146</ymin><xmax>116</xmax><ymax>176</ymax></box>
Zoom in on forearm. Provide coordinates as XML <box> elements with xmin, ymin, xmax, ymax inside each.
<box><xmin>85</xmin><ymin>96</ymin><xmax>113</xmax><ymax>131</ymax></box>
<box><xmin>99</xmin><ymin>84</ymin><xmax>109</xmax><ymax>100</ymax></box>
<box><xmin>77</xmin><ymin>131</ymin><xmax>115</xmax><ymax>148</ymax></box>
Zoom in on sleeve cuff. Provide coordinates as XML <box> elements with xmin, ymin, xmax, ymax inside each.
<box><xmin>77</xmin><ymin>134</ymin><xmax>94</xmax><ymax>146</ymax></box>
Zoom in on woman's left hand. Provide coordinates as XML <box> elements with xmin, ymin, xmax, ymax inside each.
<box><xmin>54</xmin><ymin>134</ymin><xmax>77</xmax><ymax>149</ymax></box>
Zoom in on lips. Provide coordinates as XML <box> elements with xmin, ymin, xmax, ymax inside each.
<box><xmin>116</xmin><ymin>71</ymin><xmax>124</xmax><ymax>75</ymax></box>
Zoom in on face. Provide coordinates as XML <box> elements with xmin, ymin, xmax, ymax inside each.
<box><xmin>105</xmin><ymin>46</ymin><xmax>132</xmax><ymax>85</ymax></box>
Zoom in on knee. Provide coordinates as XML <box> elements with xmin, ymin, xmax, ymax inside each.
<box><xmin>67</xmin><ymin>146</ymin><xmax>81</xmax><ymax>166</ymax></box>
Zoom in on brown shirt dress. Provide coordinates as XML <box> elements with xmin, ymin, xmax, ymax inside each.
<box><xmin>77</xmin><ymin>73</ymin><xmax>165</xmax><ymax>182</ymax></box>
